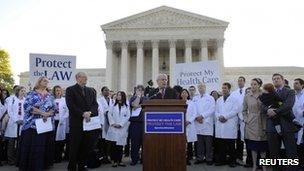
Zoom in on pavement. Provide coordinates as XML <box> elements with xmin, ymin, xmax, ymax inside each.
<box><xmin>0</xmin><ymin>158</ymin><xmax>257</xmax><ymax>171</ymax></box>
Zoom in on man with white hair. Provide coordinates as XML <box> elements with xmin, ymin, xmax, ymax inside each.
<box><xmin>148</xmin><ymin>74</ymin><xmax>177</xmax><ymax>99</ymax></box>
<box><xmin>194</xmin><ymin>83</ymin><xmax>215</xmax><ymax>165</ymax></box>
<box><xmin>66</xmin><ymin>72</ymin><xmax>99</xmax><ymax>171</ymax></box>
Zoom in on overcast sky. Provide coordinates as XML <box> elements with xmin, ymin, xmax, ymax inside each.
<box><xmin>0</xmin><ymin>0</ymin><xmax>304</xmax><ymax>83</ymax></box>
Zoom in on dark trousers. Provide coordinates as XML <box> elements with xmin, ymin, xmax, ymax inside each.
<box><xmin>99</xmin><ymin>136</ymin><xmax>111</xmax><ymax>160</ymax></box>
<box><xmin>297</xmin><ymin>144</ymin><xmax>304</xmax><ymax>169</ymax></box>
<box><xmin>0</xmin><ymin>136</ymin><xmax>5</xmax><ymax>163</ymax></box>
<box><xmin>244</xmin><ymin>139</ymin><xmax>253</xmax><ymax>165</ymax></box>
<box><xmin>267</xmin><ymin>132</ymin><xmax>298</xmax><ymax>171</ymax></box>
<box><xmin>124</xmin><ymin>136</ymin><xmax>130</xmax><ymax>156</ymax></box>
<box><xmin>130</xmin><ymin>122</ymin><xmax>143</xmax><ymax>163</ymax></box>
<box><xmin>7</xmin><ymin>138</ymin><xmax>17</xmax><ymax>165</ymax></box>
<box><xmin>110</xmin><ymin>141</ymin><xmax>123</xmax><ymax>163</ymax></box>
<box><xmin>215</xmin><ymin>138</ymin><xmax>236</xmax><ymax>164</ymax></box>
<box><xmin>54</xmin><ymin>120</ymin><xmax>64</xmax><ymax>162</ymax></box>
<box><xmin>236</xmin><ymin>129</ymin><xmax>244</xmax><ymax>160</ymax></box>
<box><xmin>196</xmin><ymin>135</ymin><xmax>213</xmax><ymax>162</ymax></box>
<box><xmin>64</xmin><ymin>133</ymin><xmax>70</xmax><ymax>160</ymax></box>
<box><xmin>68</xmin><ymin>127</ymin><xmax>93</xmax><ymax>171</ymax></box>
<box><xmin>187</xmin><ymin>142</ymin><xmax>193</xmax><ymax>161</ymax></box>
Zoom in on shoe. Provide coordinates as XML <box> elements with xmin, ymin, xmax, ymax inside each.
<box><xmin>236</xmin><ymin>159</ymin><xmax>245</xmax><ymax>166</ymax></box>
<box><xmin>243</xmin><ymin>163</ymin><xmax>253</xmax><ymax>168</ymax></box>
<box><xmin>194</xmin><ymin>160</ymin><xmax>203</xmax><ymax>165</ymax></box>
<box><xmin>214</xmin><ymin>162</ymin><xmax>225</xmax><ymax>166</ymax></box>
<box><xmin>102</xmin><ymin>158</ymin><xmax>111</xmax><ymax>164</ymax></box>
<box><xmin>112</xmin><ymin>163</ymin><xmax>118</xmax><ymax>167</ymax></box>
<box><xmin>206</xmin><ymin>161</ymin><xmax>214</xmax><ymax>165</ymax></box>
<box><xmin>229</xmin><ymin>163</ymin><xmax>237</xmax><ymax>167</ymax></box>
<box><xmin>130</xmin><ymin>162</ymin><xmax>137</xmax><ymax>166</ymax></box>
<box><xmin>186</xmin><ymin>160</ymin><xmax>191</xmax><ymax>165</ymax></box>
<box><xmin>118</xmin><ymin>162</ymin><xmax>126</xmax><ymax>167</ymax></box>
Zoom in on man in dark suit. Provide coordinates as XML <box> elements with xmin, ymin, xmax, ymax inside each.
<box><xmin>148</xmin><ymin>74</ymin><xmax>177</xmax><ymax>99</ymax></box>
<box><xmin>264</xmin><ymin>73</ymin><xmax>298</xmax><ymax>171</ymax></box>
<box><xmin>65</xmin><ymin>72</ymin><xmax>98</xmax><ymax>171</ymax></box>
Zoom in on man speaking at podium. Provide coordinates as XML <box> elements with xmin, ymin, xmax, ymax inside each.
<box><xmin>148</xmin><ymin>74</ymin><xmax>177</xmax><ymax>99</ymax></box>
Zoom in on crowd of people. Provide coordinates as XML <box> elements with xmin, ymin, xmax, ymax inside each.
<box><xmin>0</xmin><ymin>72</ymin><xmax>303</xmax><ymax>171</ymax></box>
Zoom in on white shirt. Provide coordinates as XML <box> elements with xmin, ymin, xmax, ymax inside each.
<box><xmin>293</xmin><ymin>89</ymin><xmax>304</xmax><ymax>145</ymax></box>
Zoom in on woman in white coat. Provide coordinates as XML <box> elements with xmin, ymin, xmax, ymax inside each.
<box><xmin>180</xmin><ymin>89</ymin><xmax>197</xmax><ymax>165</ymax></box>
<box><xmin>107</xmin><ymin>91</ymin><xmax>130</xmax><ymax>167</ymax></box>
<box><xmin>214</xmin><ymin>82</ymin><xmax>239</xmax><ymax>167</ymax></box>
<box><xmin>53</xmin><ymin>85</ymin><xmax>69</xmax><ymax>163</ymax></box>
<box><xmin>97</xmin><ymin>86</ymin><xmax>114</xmax><ymax>164</ymax></box>
<box><xmin>5</xmin><ymin>86</ymin><xmax>26</xmax><ymax>165</ymax></box>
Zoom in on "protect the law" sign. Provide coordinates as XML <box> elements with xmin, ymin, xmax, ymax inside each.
<box><xmin>29</xmin><ymin>53</ymin><xmax>76</xmax><ymax>88</ymax></box>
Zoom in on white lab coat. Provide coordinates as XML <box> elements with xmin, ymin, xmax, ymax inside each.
<box><xmin>292</xmin><ymin>90</ymin><xmax>304</xmax><ymax>145</ymax></box>
<box><xmin>98</xmin><ymin>96</ymin><xmax>114</xmax><ymax>139</ymax></box>
<box><xmin>231</xmin><ymin>87</ymin><xmax>246</xmax><ymax>141</ymax></box>
<box><xmin>54</xmin><ymin>98</ymin><xmax>69</xmax><ymax>141</ymax></box>
<box><xmin>186</xmin><ymin>100</ymin><xmax>197</xmax><ymax>142</ymax></box>
<box><xmin>106</xmin><ymin>104</ymin><xmax>130</xmax><ymax>145</ymax></box>
<box><xmin>195</xmin><ymin>94</ymin><xmax>216</xmax><ymax>136</ymax></box>
<box><xmin>4</xmin><ymin>96</ymin><xmax>24</xmax><ymax>138</ymax></box>
<box><xmin>215</xmin><ymin>95</ymin><xmax>239</xmax><ymax>139</ymax></box>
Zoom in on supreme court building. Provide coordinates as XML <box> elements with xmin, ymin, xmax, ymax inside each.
<box><xmin>101</xmin><ymin>6</ymin><xmax>228</xmax><ymax>93</ymax></box>
<box><xmin>19</xmin><ymin>6</ymin><xmax>304</xmax><ymax>94</ymax></box>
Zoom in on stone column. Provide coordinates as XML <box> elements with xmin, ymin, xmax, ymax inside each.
<box><xmin>136</xmin><ymin>40</ymin><xmax>144</xmax><ymax>85</ymax></box>
<box><xmin>216</xmin><ymin>39</ymin><xmax>225</xmax><ymax>83</ymax></box>
<box><xmin>120</xmin><ymin>41</ymin><xmax>129</xmax><ymax>92</ymax></box>
<box><xmin>200</xmin><ymin>39</ymin><xmax>208</xmax><ymax>61</ymax></box>
<box><xmin>169</xmin><ymin>39</ymin><xmax>176</xmax><ymax>86</ymax></box>
<box><xmin>105</xmin><ymin>40</ymin><xmax>113</xmax><ymax>89</ymax></box>
<box><xmin>184</xmin><ymin>39</ymin><xmax>192</xmax><ymax>63</ymax></box>
<box><xmin>152</xmin><ymin>40</ymin><xmax>159</xmax><ymax>83</ymax></box>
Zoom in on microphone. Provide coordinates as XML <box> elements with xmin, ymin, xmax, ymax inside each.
<box><xmin>148</xmin><ymin>90</ymin><xmax>161</xmax><ymax>100</ymax></box>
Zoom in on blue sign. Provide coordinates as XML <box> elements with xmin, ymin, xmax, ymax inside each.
<box><xmin>145</xmin><ymin>112</ymin><xmax>184</xmax><ymax>134</ymax></box>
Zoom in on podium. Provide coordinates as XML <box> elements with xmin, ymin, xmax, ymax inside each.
<box><xmin>142</xmin><ymin>99</ymin><xmax>187</xmax><ymax>171</ymax></box>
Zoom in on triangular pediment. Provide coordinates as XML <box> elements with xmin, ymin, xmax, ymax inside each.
<box><xmin>101</xmin><ymin>6</ymin><xmax>229</xmax><ymax>30</ymax></box>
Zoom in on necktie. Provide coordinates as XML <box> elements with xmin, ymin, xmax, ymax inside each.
<box><xmin>240</xmin><ymin>89</ymin><xmax>243</xmax><ymax>94</ymax></box>
<box><xmin>161</xmin><ymin>89</ymin><xmax>165</xmax><ymax>99</ymax></box>
<box><xmin>81</xmin><ymin>87</ymin><xmax>85</xmax><ymax>96</ymax></box>
<box><xmin>106</xmin><ymin>97</ymin><xmax>110</xmax><ymax>105</ymax></box>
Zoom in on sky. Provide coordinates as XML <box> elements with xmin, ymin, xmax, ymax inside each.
<box><xmin>0</xmin><ymin>0</ymin><xmax>304</xmax><ymax>83</ymax></box>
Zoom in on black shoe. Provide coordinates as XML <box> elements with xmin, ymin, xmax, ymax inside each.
<box><xmin>112</xmin><ymin>163</ymin><xmax>118</xmax><ymax>167</ymax></box>
<box><xmin>118</xmin><ymin>162</ymin><xmax>126</xmax><ymax>167</ymax></box>
<box><xmin>214</xmin><ymin>162</ymin><xmax>225</xmax><ymax>166</ymax></box>
<box><xmin>194</xmin><ymin>160</ymin><xmax>203</xmax><ymax>165</ymax></box>
<box><xmin>206</xmin><ymin>161</ymin><xmax>214</xmax><ymax>165</ymax></box>
<box><xmin>102</xmin><ymin>158</ymin><xmax>111</xmax><ymax>164</ymax></box>
<box><xmin>186</xmin><ymin>160</ymin><xmax>191</xmax><ymax>165</ymax></box>
<box><xmin>229</xmin><ymin>163</ymin><xmax>237</xmax><ymax>168</ymax></box>
<box><xmin>130</xmin><ymin>162</ymin><xmax>137</xmax><ymax>166</ymax></box>
<box><xmin>243</xmin><ymin>163</ymin><xmax>253</xmax><ymax>168</ymax></box>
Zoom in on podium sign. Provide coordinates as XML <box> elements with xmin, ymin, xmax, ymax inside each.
<box><xmin>145</xmin><ymin>112</ymin><xmax>184</xmax><ymax>134</ymax></box>
<box><xmin>142</xmin><ymin>99</ymin><xmax>187</xmax><ymax>171</ymax></box>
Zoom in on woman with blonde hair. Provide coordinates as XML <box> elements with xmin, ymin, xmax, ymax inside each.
<box><xmin>18</xmin><ymin>76</ymin><xmax>55</xmax><ymax>171</ymax></box>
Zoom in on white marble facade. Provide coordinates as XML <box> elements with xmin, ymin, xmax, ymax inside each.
<box><xmin>101</xmin><ymin>6</ymin><xmax>229</xmax><ymax>93</ymax></box>
<box><xmin>19</xmin><ymin>6</ymin><xmax>304</xmax><ymax>95</ymax></box>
